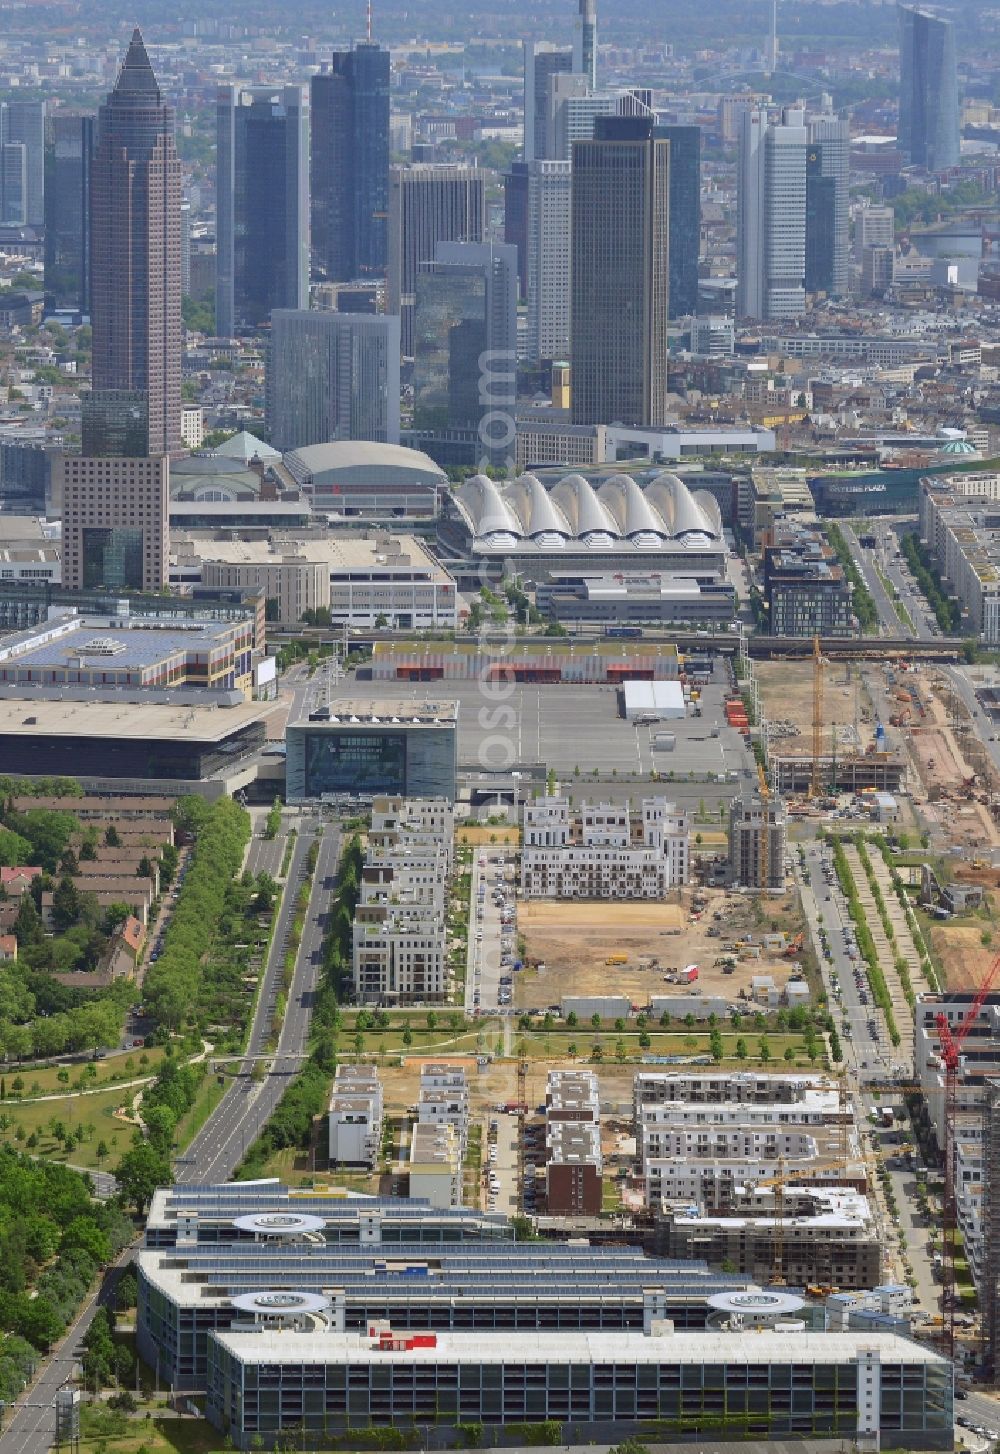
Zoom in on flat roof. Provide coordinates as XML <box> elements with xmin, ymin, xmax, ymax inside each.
<box><xmin>176</xmin><ymin>531</ymin><xmax>451</xmax><ymax>580</ymax></box>
<box><xmin>295</xmin><ymin>697</ymin><xmax>457</xmax><ymax>727</ymax></box>
<box><xmin>210</xmin><ymin>1327</ymin><xmax>946</xmax><ymax>1367</ymax></box>
<box><xmin>0</xmin><ymin>696</ymin><xmax>272</xmax><ymax>741</ymax></box>
<box><xmin>0</xmin><ymin>617</ymin><xmax>236</xmax><ymax>671</ymax></box>
<box><xmin>623</xmin><ymin>680</ymin><xmax>686</xmax><ymax>711</ymax></box>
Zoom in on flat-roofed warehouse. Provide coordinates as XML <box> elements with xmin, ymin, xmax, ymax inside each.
<box><xmin>0</xmin><ymin>696</ymin><xmax>270</xmax><ymax>784</ymax></box>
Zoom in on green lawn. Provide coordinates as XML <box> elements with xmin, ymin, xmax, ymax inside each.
<box><xmin>79</xmin><ymin>1417</ymin><xmax>221</xmax><ymax>1454</ymax></box>
<box><xmin>0</xmin><ymin>1046</ymin><xmax>165</xmax><ymax>1100</ymax></box>
<box><xmin>0</xmin><ymin>1085</ymin><xmax>137</xmax><ymax>1169</ymax></box>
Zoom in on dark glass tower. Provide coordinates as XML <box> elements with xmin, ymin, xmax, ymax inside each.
<box><xmin>90</xmin><ymin>29</ymin><xmax>182</xmax><ymax>458</ymax></box>
<box><xmin>44</xmin><ymin>113</ymin><xmax>93</xmax><ymax>315</ymax></box>
<box><xmin>216</xmin><ymin>85</ymin><xmax>309</xmax><ymax>336</ymax></box>
<box><xmin>658</xmin><ymin>123</ymin><xmax>700</xmax><ymax>318</ymax></box>
<box><xmin>570</xmin><ymin>114</ymin><xmax>670</xmax><ymax>427</ymax></box>
<box><xmin>310</xmin><ymin>43</ymin><xmax>390</xmax><ymax>283</ymax></box>
<box><xmin>898</xmin><ymin>4</ymin><xmax>960</xmax><ymax>172</ymax></box>
<box><xmin>503</xmin><ymin>159</ymin><xmax>529</xmax><ymax>298</ymax></box>
<box><xmin>805</xmin><ymin>145</ymin><xmax>837</xmax><ymax>295</ymax></box>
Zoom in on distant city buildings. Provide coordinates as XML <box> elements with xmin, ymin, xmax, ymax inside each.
<box><xmin>310</xmin><ymin>44</ymin><xmax>390</xmax><ymax>283</ymax></box>
<box><xmin>523</xmin><ymin>42</ymin><xmax>572</xmax><ymax>162</ymax></box>
<box><xmin>0</xmin><ymin>100</ymin><xmax>44</xmax><ymax>226</ymax></box>
<box><xmin>659</xmin><ymin>123</ymin><xmax>701</xmax><ymax>318</ymax></box>
<box><xmin>90</xmin><ymin>30</ymin><xmax>182</xmax><ymax>457</ymax></box>
<box><xmin>898</xmin><ymin>3</ymin><xmax>960</xmax><ymax>172</ymax></box>
<box><xmin>266</xmin><ymin>308</ymin><xmax>400</xmax><ymax>451</ymax></box>
<box><xmin>216</xmin><ymin>85</ymin><xmax>309</xmax><ymax>336</ymax></box>
<box><xmin>526</xmin><ymin>159</ymin><xmax>571</xmax><ymax>362</ymax></box>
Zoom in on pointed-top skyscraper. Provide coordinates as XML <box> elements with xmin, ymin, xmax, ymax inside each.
<box><xmin>89</xmin><ymin>29</ymin><xmax>182</xmax><ymax>456</ymax></box>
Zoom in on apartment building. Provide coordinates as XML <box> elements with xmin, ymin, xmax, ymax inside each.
<box><xmin>918</xmin><ymin>476</ymin><xmax>1000</xmax><ymax>643</ymax></box>
<box><xmin>418</xmin><ymin>1064</ymin><xmax>469</xmax><ymax>1155</ymax></box>
<box><xmin>660</xmin><ymin>1188</ymin><xmax>882</xmax><ymax>1288</ymax></box>
<box><xmin>408</xmin><ymin>1121</ymin><xmax>462</xmax><ymax>1208</ymax></box>
<box><xmin>545</xmin><ymin>1070</ymin><xmax>602</xmax><ymax>1215</ymax></box>
<box><xmin>328</xmin><ymin>1064</ymin><xmax>383</xmax><ymax>1167</ymax></box>
<box><xmin>351</xmin><ymin>796</ymin><xmax>454</xmax><ymax>1004</ymax></box>
<box><xmin>520</xmin><ymin>795</ymin><xmax>689</xmax><ymax>900</ymax></box>
<box><xmin>633</xmin><ymin>1070</ymin><xmax>834</xmax><ymax>1112</ymax></box>
<box><xmin>728</xmin><ymin>791</ymin><xmax>787</xmax><ymax>889</ymax></box>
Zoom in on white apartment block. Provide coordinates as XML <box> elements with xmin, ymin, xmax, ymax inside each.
<box><xmin>640</xmin><ymin>1124</ymin><xmax>818</xmax><ymax>1163</ymax></box>
<box><xmin>328</xmin><ymin>1064</ymin><xmax>384</xmax><ymax>1167</ymax></box>
<box><xmin>527</xmin><ymin>160</ymin><xmax>571</xmax><ymax>363</ymax></box>
<box><xmin>180</xmin><ymin>405</ymin><xmax>205</xmax><ymax>450</ymax></box>
<box><xmin>633</xmin><ymin>1070</ymin><xmax>830</xmax><ymax>1111</ymax></box>
<box><xmin>520</xmin><ymin>795</ymin><xmax>688</xmax><ymax>900</ymax></box>
<box><xmin>408</xmin><ymin>1121</ymin><xmax>462</xmax><ymax>1208</ymax></box>
<box><xmin>645</xmin><ymin>1156</ymin><xmax>830</xmax><ymax>1208</ymax></box>
<box><xmin>418</xmin><ymin>1064</ymin><xmax>469</xmax><ymax>1155</ymax></box>
<box><xmin>351</xmin><ymin>798</ymin><xmax>453</xmax><ymax>1005</ymax></box>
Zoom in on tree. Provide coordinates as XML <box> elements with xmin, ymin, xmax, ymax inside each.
<box><xmin>426</xmin><ymin>1011</ymin><xmax>437</xmax><ymax>1032</ymax></box>
<box><xmin>590</xmin><ymin>1013</ymin><xmax>601</xmax><ymax>1029</ymax></box>
<box><xmin>115</xmin><ymin>1141</ymin><xmax>172</xmax><ymax>1214</ymax></box>
<box><xmin>104</xmin><ymin>824</ymin><xmax>121</xmax><ymax>848</ymax></box>
<box><xmin>759</xmin><ymin>1037</ymin><xmax>771</xmax><ymax>1063</ymax></box>
<box><xmin>402</xmin><ymin>1026</ymin><xmax>413</xmax><ymax>1047</ymax></box>
<box><xmin>735</xmin><ymin>1037</ymin><xmax>748</xmax><ymax>1061</ymax></box>
<box><xmin>566</xmin><ymin>1011</ymin><xmax>578</xmax><ymax>1028</ymax></box>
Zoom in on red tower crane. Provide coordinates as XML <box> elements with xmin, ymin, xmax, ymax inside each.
<box><xmin>935</xmin><ymin>958</ymin><xmax>1000</xmax><ymax>1361</ymax></box>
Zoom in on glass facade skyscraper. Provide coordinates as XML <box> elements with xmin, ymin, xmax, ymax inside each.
<box><xmin>44</xmin><ymin>113</ymin><xmax>93</xmax><ymax>315</ymax></box>
<box><xmin>387</xmin><ymin>166</ymin><xmax>486</xmax><ymax>357</ymax></box>
<box><xmin>310</xmin><ymin>44</ymin><xmax>390</xmax><ymax>283</ymax></box>
<box><xmin>570</xmin><ymin>114</ymin><xmax>670</xmax><ymax>427</ymax></box>
<box><xmin>0</xmin><ymin>101</ymin><xmax>45</xmax><ymax>226</ymax></box>
<box><xmin>898</xmin><ymin>4</ymin><xmax>960</xmax><ymax>172</ymax></box>
<box><xmin>216</xmin><ymin>85</ymin><xmax>309</xmax><ymax>336</ymax></box>
<box><xmin>266</xmin><ymin>309</ymin><xmax>400</xmax><ymax>452</ymax></box>
<box><xmin>658</xmin><ymin>123</ymin><xmax>701</xmax><ymax>318</ymax></box>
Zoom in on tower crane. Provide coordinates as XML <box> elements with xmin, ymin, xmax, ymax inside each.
<box><xmin>935</xmin><ymin>958</ymin><xmax>1000</xmax><ymax>1361</ymax></box>
<box><xmin>811</xmin><ymin>634</ymin><xmax>824</xmax><ymax>799</ymax></box>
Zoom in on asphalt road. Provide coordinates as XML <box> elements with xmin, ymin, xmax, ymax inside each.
<box><xmin>842</xmin><ymin>522</ymin><xmax>902</xmax><ymax>637</ymax></box>
<box><xmin>176</xmin><ymin>820</ymin><xmax>340</xmax><ymax>1184</ymax></box>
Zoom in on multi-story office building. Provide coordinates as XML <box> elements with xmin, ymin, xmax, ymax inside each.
<box><xmin>763</xmin><ymin>521</ymin><xmax>853</xmax><ymax>635</ymax></box>
<box><xmin>328</xmin><ymin>1064</ymin><xmax>383</xmax><ymax>1167</ymax></box>
<box><xmin>527</xmin><ymin>160</ymin><xmax>571</xmax><ymax>363</ymax></box>
<box><xmin>44</xmin><ymin>113</ymin><xmax>92</xmax><ymax>315</ymax></box>
<box><xmin>57</xmin><ymin>455</ymin><xmax>169</xmax><ymax>592</ymax></box>
<box><xmin>737</xmin><ymin>106</ymin><xmax>807</xmax><ymax>321</ymax></box>
<box><xmin>0</xmin><ymin>139</ymin><xmax>26</xmax><ymax>225</ymax></box>
<box><xmin>502</xmin><ymin>159</ymin><xmax>529</xmax><ymax>298</ymax></box>
<box><xmin>570</xmin><ymin>115</ymin><xmax>670</xmax><ymax>427</ymax></box>
<box><xmin>574</xmin><ymin>0</ymin><xmax>598</xmax><ymax>87</ymax></box>
<box><xmin>412</xmin><ymin>240</ymin><xmax>517</xmax><ymax>467</ymax></box>
<box><xmin>266</xmin><ymin>308</ymin><xmax>400</xmax><ymax>452</ymax></box>
<box><xmin>216</xmin><ymin>86</ymin><xmax>308</xmax><ymax>336</ymax></box>
<box><xmin>547</xmin><ymin>74</ymin><xmax>620</xmax><ymax>162</ymax></box>
<box><xmin>804</xmin><ymin>114</ymin><xmax>849</xmax><ymax>298</ymax></box>
<box><xmin>855</xmin><ymin>204</ymin><xmax>894</xmax><ymax>258</ymax></box>
<box><xmin>520</xmin><ymin>795</ymin><xmax>689</xmax><ymax>899</ymax></box>
<box><xmin>898</xmin><ymin>4</ymin><xmax>960</xmax><ymax>172</ymax></box>
<box><xmin>523</xmin><ymin>42</ymin><xmax>572</xmax><ymax>162</ymax></box>
<box><xmin>861</xmin><ymin>245</ymin><xmax>894</xmax><ymax>298</ymax></box>
<box><xmin>0</xmin><ymin>101</ymin><xmax>44</xmax><ymax>226</ymax></box>
<box><xmin>90</xmin><ymin>30</ymin><xmax>182</xmax><ymax>458</ymax></box>
<box><xmin>387</xmin><ymin>165</ymin><xmax>486</xmax><ymax>356</ymax></box>
<box><xmin>727</xmin><ymin>791</ymin><xmax>787</xmax><ymax>889</ymax></box>
<box><xmin>659</xmin><ymin>124</ymin><xmax>701</xmax><ymax>318</ymax></box>
<box><xmin>310</xmin><ymin>44</ymin><xmax>390</xmax><ymax>282</ymax></box>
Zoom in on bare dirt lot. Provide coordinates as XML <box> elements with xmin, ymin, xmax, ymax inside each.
<box><xmin>516</xmin><ymin>889</ymin><xmax>810</xmax><ymax>1010</ymax></box>
<box><xmin>755</xmin><ymin>660</ymin><xmax>863</xmax><ymax>755</ymax></box>
<box><xmin>928</xmin><ymin>882</ymin><xmax>999</xmax><ymax>991</ymax></box>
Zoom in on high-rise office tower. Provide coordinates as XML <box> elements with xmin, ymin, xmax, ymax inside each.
<box><xmin>855</xmin><ymin>204</ymin><xmax>895</xmax><ymax>259</ymax></box>
<box><xmin>570</xmin><ymin>114</ymin><xmax>670</xmax><ymax>427</ymax></box>
<box><xmin>898</xmin><ymin>3</ymin><xmax>960</xmax><ymax>172</ymax></box>
<box><xmin>311</xmin><ymin>43</ymin><xmax>390</xmax><ymax>282</ymax></box>
<box><xmin>658</xmin><ymin>124</ymin><xmax>701</xmax><ymax>318</ymax></box>
<box><xmin>805</xmin><ymin>113</ymin><xmax>849</xmax><ymax>297</ymax></box>
<box><xmin>387</xmin><ymin>165</ymin><xmax>486</xmax><ymax>356</ymax></box>
<box><xmin>547</xmin><ymin>74</ymin><xmax>618</xmax><ymax>161</ymax></box>
<box><xmin>58</xmin><ymin>455</ymin><xmax>169</xmax><ymax>592</ymax></box>
<box><xmin>527</xmin><ymin>159</ymin><xmax>571</xmax><ymax>363</ymax></box>
<box><xmin>216</xmin><ymin>85</ymin><xmax>309</xmax><ymax>336</ymax></box>
<box><xmin>0</xmin><ymin>141</ymin><xmax>26</xmax><ymax>225</ymax></box>
<box><xmin>44</xmin><ymin>114</ymin><xmax>93</xmax><ymax>315</ymax></box>
<box><xmin>0</xmin><ymin>100</ymin><xmax>45</xmax><ymax>225</ymax></box>
<box><xmin>266</xmin><ymin>308</ymin><xmax>400</xmax><ymax>451</ymax></box>
<box><xmin>90</xmin><ymin>29</ymin><xmax>182</xmax><ymax>459</ymax></box>
<box><xmin>574</xmin><ymin>0</ymin><xmax>598</xmax><ymax>88</ymax></box>
<box><xmin>413</xmin><ymin>241</ymin><xmax>517</xmax><ymax>465</ymax></box>
<box><xmin>503</xmin><ymin>160</ymin><xmax>529</xmax><ymax>298</ymax></box>
<box><xmin>736</xmin><ymin>106</ymin><xmax>807</xmax><ymax>321</ymax></box>
<box><xmin>524</xmin><ymin>43</ymin><xmax>572</xmax><ymax>162</ymax></box>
